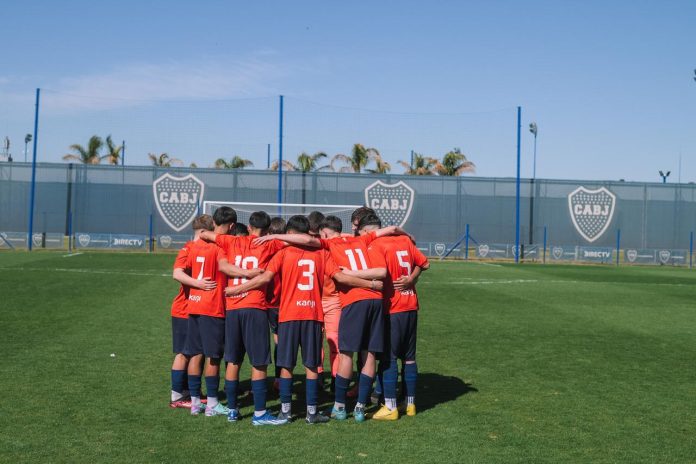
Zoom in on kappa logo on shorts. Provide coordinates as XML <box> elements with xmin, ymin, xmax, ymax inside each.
<box><xmin>568</xmin><ymin>186</ymin><xmax>616</xmax><ymax>243</ymax></box>
<box><xmin>478</xmin><ymin>244</ymin><xmax>490</xmax><ymax>258</ymax></box>
<box><xmin>78</xmin><ymin>234</ymin><xmax>91</xmax><ymax>247</ymax></box>
<box><xmin>433</xmin><ymin>243</ymin><xmax>446</xmax><ymax>256</ymax></box>
<box><xmin>364</xmin><ymin>180</ymin><xmax>414</xmax><ymax>227</ymax></box>
<box><xmin>626</xmin><ymin>249</ymin><xmax>638</xmax><ymax>263</ymax></box>
<box><xmin>32</xmin><ymin>233</ymin><xmax>42</xmax><ymax>247</ymax></box>
<box><xmin>552</xmin><ymin>246</ymin><xmax>564</xmax><ymax>260</ymax></box>
<box><xmin>658</xmin><ymin>250</ymin><xmax>671</xmax><ymax>264</ymax></box>
<box><xmin>159</xmin><ymin>235</ymin><xmax>172</xmax><ymax>248</ymax></box>
<box><xmin>153</xmin><ymin>173</ymin><xmax>205</xmax><ymax>232</ymax></box>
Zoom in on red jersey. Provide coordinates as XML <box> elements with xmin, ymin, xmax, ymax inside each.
<box><xmin>371</xmin><ymin>236</ymin><xmax>429</xmax><ymax>314</ymax></box>
<box><xmin>319</xmin><ymin>231</ymin><xmax>385</xmax><ymax>307</ymax></box>
<box><xmin>266</xmin><ymin>246</ymin><xmax>339</xmax><ymax>323</ymax></box>
<box><xmin>185</xmin><ymin>240</ymin><xmax>227</xmax><ymax>318</ymax></box>
<box><xmin>266</xmin><ymin>273</ymin><xmax>282</xmax><ymax>308</ymax></box>
<box><xmin>170</xmin><ymin>241</ymin><xmax>192</xmax><ymax>319</ymax></box>
<box><xmin>216</xmin><ymin>234</ymin><xmax>285</xmax><ymax>310</ymax></box>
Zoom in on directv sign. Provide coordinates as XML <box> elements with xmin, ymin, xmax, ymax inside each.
<box><xmin>75</xmin><ymin>233</ymin><xmax>147</xmax><ymax>249</ymax></box>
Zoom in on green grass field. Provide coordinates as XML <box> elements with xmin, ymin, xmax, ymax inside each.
<box><xmin>1</xmin><ymin>251</ymin><xmax>695</xmax><ymax>463</ymax></box>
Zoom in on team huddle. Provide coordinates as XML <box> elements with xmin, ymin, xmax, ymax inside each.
<box><xmin>168</xmin><ymin>205</ymin><xmax>429</xmax><ymax>425</ymax></box>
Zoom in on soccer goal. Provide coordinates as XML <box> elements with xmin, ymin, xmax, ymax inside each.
<box><xmin>201</xmin><ymin>201</ymin><xmax>362</xmax><ymax>228</ymax></box>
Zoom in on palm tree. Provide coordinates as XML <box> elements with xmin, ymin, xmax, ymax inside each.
<box><xmin>148</xmin><ymin>153</ymin><xmax>182</xmax><ymax>167</ymax></box>
<box><xmin>102</xmin><ymin>135</ymin><xmax>123</xmax><ymax>165</ymax></box>
<box><xmin>271</xmin><ymin>152</ymin><xmax>328</xmax><ymax>172</ymax></box>
<box><xmin>435</xmin><ymin>148</ymin><xmax>475</xmax><ymax>176</ymax></box>
<box><xmin>214</xmin><ymin>156</ymin><xmax>253</xmax><ymax>169</ymax></box>
<box><xmin>63</xmin><ymin>135</ymin><xmax>104</xmax><ymax>164</ymax></box>
<box><xmin>366</xmin><ymin>152</ymin><xmax>391</xmax><ymax>174</ymax></box>
<box><xmin>331</xmin><ymin>143</ymin><xmax>379</xmax><ymax>173</ymax></box>
<box><xmin>397</xmin><ymin>153</ymin><xmax>439</xmax><ymax>175</ymax></box>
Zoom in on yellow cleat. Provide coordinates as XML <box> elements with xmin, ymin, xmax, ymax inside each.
<box><xmin>372</xmin><ymin>404</ymin><xmax>399</xmax><ymax>421</ymax></box>
<box><xmin>405</xmin><ymin>404</ymin><xmax>416</xmax><ymax>417</ymax></box>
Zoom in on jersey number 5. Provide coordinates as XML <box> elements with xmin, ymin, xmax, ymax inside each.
<box><xmin>396</xmin><ymin>250</ymin><xmax>411</xmax><ymax>276</ymax></box>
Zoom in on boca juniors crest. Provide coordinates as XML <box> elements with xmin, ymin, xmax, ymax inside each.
<box><xmin>568</xmin><ymin>186</ymin><xmax>616</xmax><ymax>243</ymax></box>
<box><xmin>364</xmin><ymin>180</ymin><xmax>414</xmax><ymax>227</ymax></box>
<box><xmin>153</xmin><ymin>173</ymin><xmax>205</xmax><ymax>232</ymax></box>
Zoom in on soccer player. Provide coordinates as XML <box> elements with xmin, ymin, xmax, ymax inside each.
<box><xmin>352</xmin><ymin>213</ymin><xmax>429</xmax><ymax>420</ymax></box>
<box><xmin>170</xmin><ymin>214</ymin><xmax>216</xmax><ymax>408</ymax></box>
<box><xmin>201</xmin><ymin>211</ymin><xmax>286</xmax><ymax>426</ymax></box>
<box><xmin>350</xmin><ymin>206</ymin><xmax>376</xmax><ymax>235</ymax></box>
<box><xmin>230</xmin><ymin>222</ymin><xmax>249</xmax><ymax>236</ymax></box>
<box><xmin>255</xmin><ymin>216</ymin><xmax>410</xmax><ymax>421</ymax></box>
<box><xmin>184</xmin><ymin>207</ymin><xmax>236</xmax><ymax>416</ymax></box>
<box><xmin>230</xmin><ymin>215</ymin><xmax>381</xmax><ymax>424</ymax></box>
<box><xmin>266</xmin><ymin>217</ymin><xmax>287</xmax><ymax>391</ymax></box>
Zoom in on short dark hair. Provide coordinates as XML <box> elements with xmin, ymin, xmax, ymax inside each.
<box><xmin>268</xmin><ymin>217</ymin><xmax>287</xmax><ymax>235</ymax></box>
<box><xmin>358</xmin><ymin>213</ymin><xmax>382</xmax><ymax>230</ymax></box>
<box><xmin>307</xmin><ymin>211</ymin><xmax>325</xmax><ymax>235</ymax></box>
<box><xmin>351</xmin><ymin>206</ymin><xmax>375</xmax><ymax>225</ymax></box>
<box><xmin>230</xmin><ymin>223</ymin><xmax>249</xmax><ymax>236</ymax></box>
<box><xmin>249</xmin><ymin>211</ymin><xmax>271</xmax><ymax>231</ymax></box>
<box><xmin>213</xmin><ymin>206</ymin><xmax>237</xmax><ymax>226</ymax></box>
<box><xmin>192</xmin><ymin>214</ymin><xmax>214</xmax><ymax>231</ymax></box>
<box><xmin>286</xmin><ymin>215</ymin><xmax>310</xmax><ymax>234</ymax></box>
<box><xmin>320</xmin><ymin>215</ymin><xmax>342</xmax><ymax>233</ymax></box>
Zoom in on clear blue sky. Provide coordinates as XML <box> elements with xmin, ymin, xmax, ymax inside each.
<box><xmin>1</xmin><ymin>0</ymin><xmax>695</xmax><ymax>182</ymax></box>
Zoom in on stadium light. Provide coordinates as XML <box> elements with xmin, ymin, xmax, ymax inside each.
<box><xmin>529</xmin><ymin>122</ymin><xmax>538</xmax><ymax>179</ymax></box>
<box><xmin>659</xmin><ymin>170</ymin><xmax>670</xmax><ymax>183</ymax></box>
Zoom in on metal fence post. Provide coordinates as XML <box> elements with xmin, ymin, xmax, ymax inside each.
<box><xmin>27</xmin><ymin>88</ymin><xmax>41</xmax><ymax>251</ymax></box>
<box><xmin>616</xmin><ymin>229</ymin><xmax>621</xmax><ymax>266</ymax></box>
<box><xmin>464</xmin><ymin>223</ymin><xmax>470</xmax><ymax>260</ymax></box>
<box><xmin>149</xmin><ymin>214</ymin><xmax>154</xmax><ymax>253</ymax></box>
<box><xmin>514</xmin><ymin>106</ymin><xmax>521</xmax><ymax>263</ymax></box>
<box><xmin>543</xmin><ymin>226</ymin><xmax>547</xmax><ymax>264</ymax></box>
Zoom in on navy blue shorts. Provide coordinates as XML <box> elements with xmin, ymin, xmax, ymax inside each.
<box><xmin>385</xmin><ymin>311</ymin><xmax>418</xmax><ymax>361</ymax></box>
<box><xmin>185</xmin><ymin>314</ymin><xmax>225</xmax><ymax>358</ymax></box>
<box><xmin>225</xmin><ymin>308</ymin><xmax>271</xmax><ymax>367</ymax></box>
<box><xmin>171</xmin><ymin>316</ymin><xmax>188</xmax><ymax>354</ymax></box>
<box><xmin>276</xmin><ymin>320</ymin><xmax>323</xmax><ymax>369</ymax></box>
<box><xmin>338</xmin><ymin>299</ymin><xmax>385</xmax><ymax>353</ymax></box>
<box><xmin>267</xmin><ymin>307</ymin><xmax>279</xmax><ymax>335</ymax></box>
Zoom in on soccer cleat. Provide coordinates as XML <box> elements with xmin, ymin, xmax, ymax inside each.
<box><xmin>398</xmin><ymin>403</ymin><xmax>416</xmax><ymax>416</ymax></box>
<box><xmin>353</xmin><ymin>405</ymin><xmax>366</xmax><ymax>422</ymax></box>
<box><xmin>190</xmin><ymin>403</ymin><xmax>205</xmax><ymax>416</ymax></box>
<box><xmin>227</xmin><ymin>409</ymin><xmax>241</xmax><ymax>422</ymax></box>
<box><xmin>372</xmin><ymin>404</ymin><xmax>399</xmax><ymax>421</ymax></box>
<box><xmin>306</xmin><ymin>412</ymin><xmax>330</xmax><ymax>424</ymax></box>
<box><xmin>251</xmin><ymin>411</ymin><xmax>288</xmax><ymax>426</ymax></box>
<box><xmin>205</xmin><ymin>403</ymin><xmax>230</xmax><ymax>417</ymax></box>
<box><xmin>169</xmin><ymin>399</ymin><xmax>192</xmax><ymax>409</ymax></box>
<box><xmin>329</xmin><ymin>406</ymin><xmax>347</xmax><ymax>420</ymax></box>
<box><xmin>276</xmin><ymin>411</ymin><xmax>292</xmax><ymax>423</ymax></box>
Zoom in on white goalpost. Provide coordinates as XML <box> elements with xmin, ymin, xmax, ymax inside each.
<box><xmin>201</xmin><ymin>201</ymin><xmax>362</xmax><ymax>229</ymax></box>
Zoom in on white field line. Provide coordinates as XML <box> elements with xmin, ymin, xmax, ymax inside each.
<box><xmin>0</xmin><ymin>267</ymin><xmax>169</xmax><ymax>277</ymax></box>
<box><xmin>474</xmin><ymin>261</ymin><xmax>503</xmax><ymax>267</ymax></box>
<box><xmin>62</xmin><ymin>252</ymin><xmax>83</xmax><ymax>258</ymax></box>
<box><xmin>422</xmin><ymin>279</ymin><xmax>695</xmax><ymax>287</ymax></box>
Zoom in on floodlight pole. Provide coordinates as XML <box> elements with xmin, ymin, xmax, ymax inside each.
<box><xmin>515</xmin><ymin>106</ymin><xmax>521</xmax><ymax>263</ymax></box>
<box><xmin>278</xmin><ymin>95</ymin><xmax>284</xmax><ymax>205</ymax></box>
<box><xmin>528</xmin><ymin>122</ymin><xmax>538</xmax><ymax>245</ymax></box>
<box><xmin>267</xmin><ymin>143</ymin><xmax>271</xmax><ymax>169</ymax></box>
<box><xmin>28</xmin><ymin>88</ymin><xmax>40</xmax><ymax>251</ymax></box>
<box><xmin>122</xmin><ymin>140</ymin><xmax>126</xmax><ymax>166</ymax></box>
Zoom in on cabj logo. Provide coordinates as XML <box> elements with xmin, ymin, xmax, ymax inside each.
<box><xmin>568</xmin><ymin>186</ymin><xmax>616</xmax><ymax>243</ymax></box>
<box><xmin>364</xmin><ymin>180</ymin><xmax>414</xmax><ymax>227</ymax></box>
<box><xmin>433</xmin><ymin>243</ymin><xmax>446</xmax><ymax>256</ymax></box>
<box><xmin>153</xmin><ymin>173</ymin><xmax>205</xmax><ymax>232</ymax></box>
<box><xmin>78</xmin><ymin>234</ymin><xmax>91</xmax><ymax>247</ymax></box>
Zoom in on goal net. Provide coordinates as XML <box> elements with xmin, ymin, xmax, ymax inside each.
<box><xmin>201</xmin><ymin>201</ymin><xmax>362</xmax><ymax>230</ymax></box>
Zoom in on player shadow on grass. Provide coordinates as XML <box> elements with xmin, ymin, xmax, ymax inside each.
<box><xmin>216</xmin><ymin>374</ymin><xmax>475</xmax><ymax>415</ymax></box>
<box><xmin>416</xmin><ymin>373</ymin><xmax>476</xmax><ymax>413</ymax></box>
